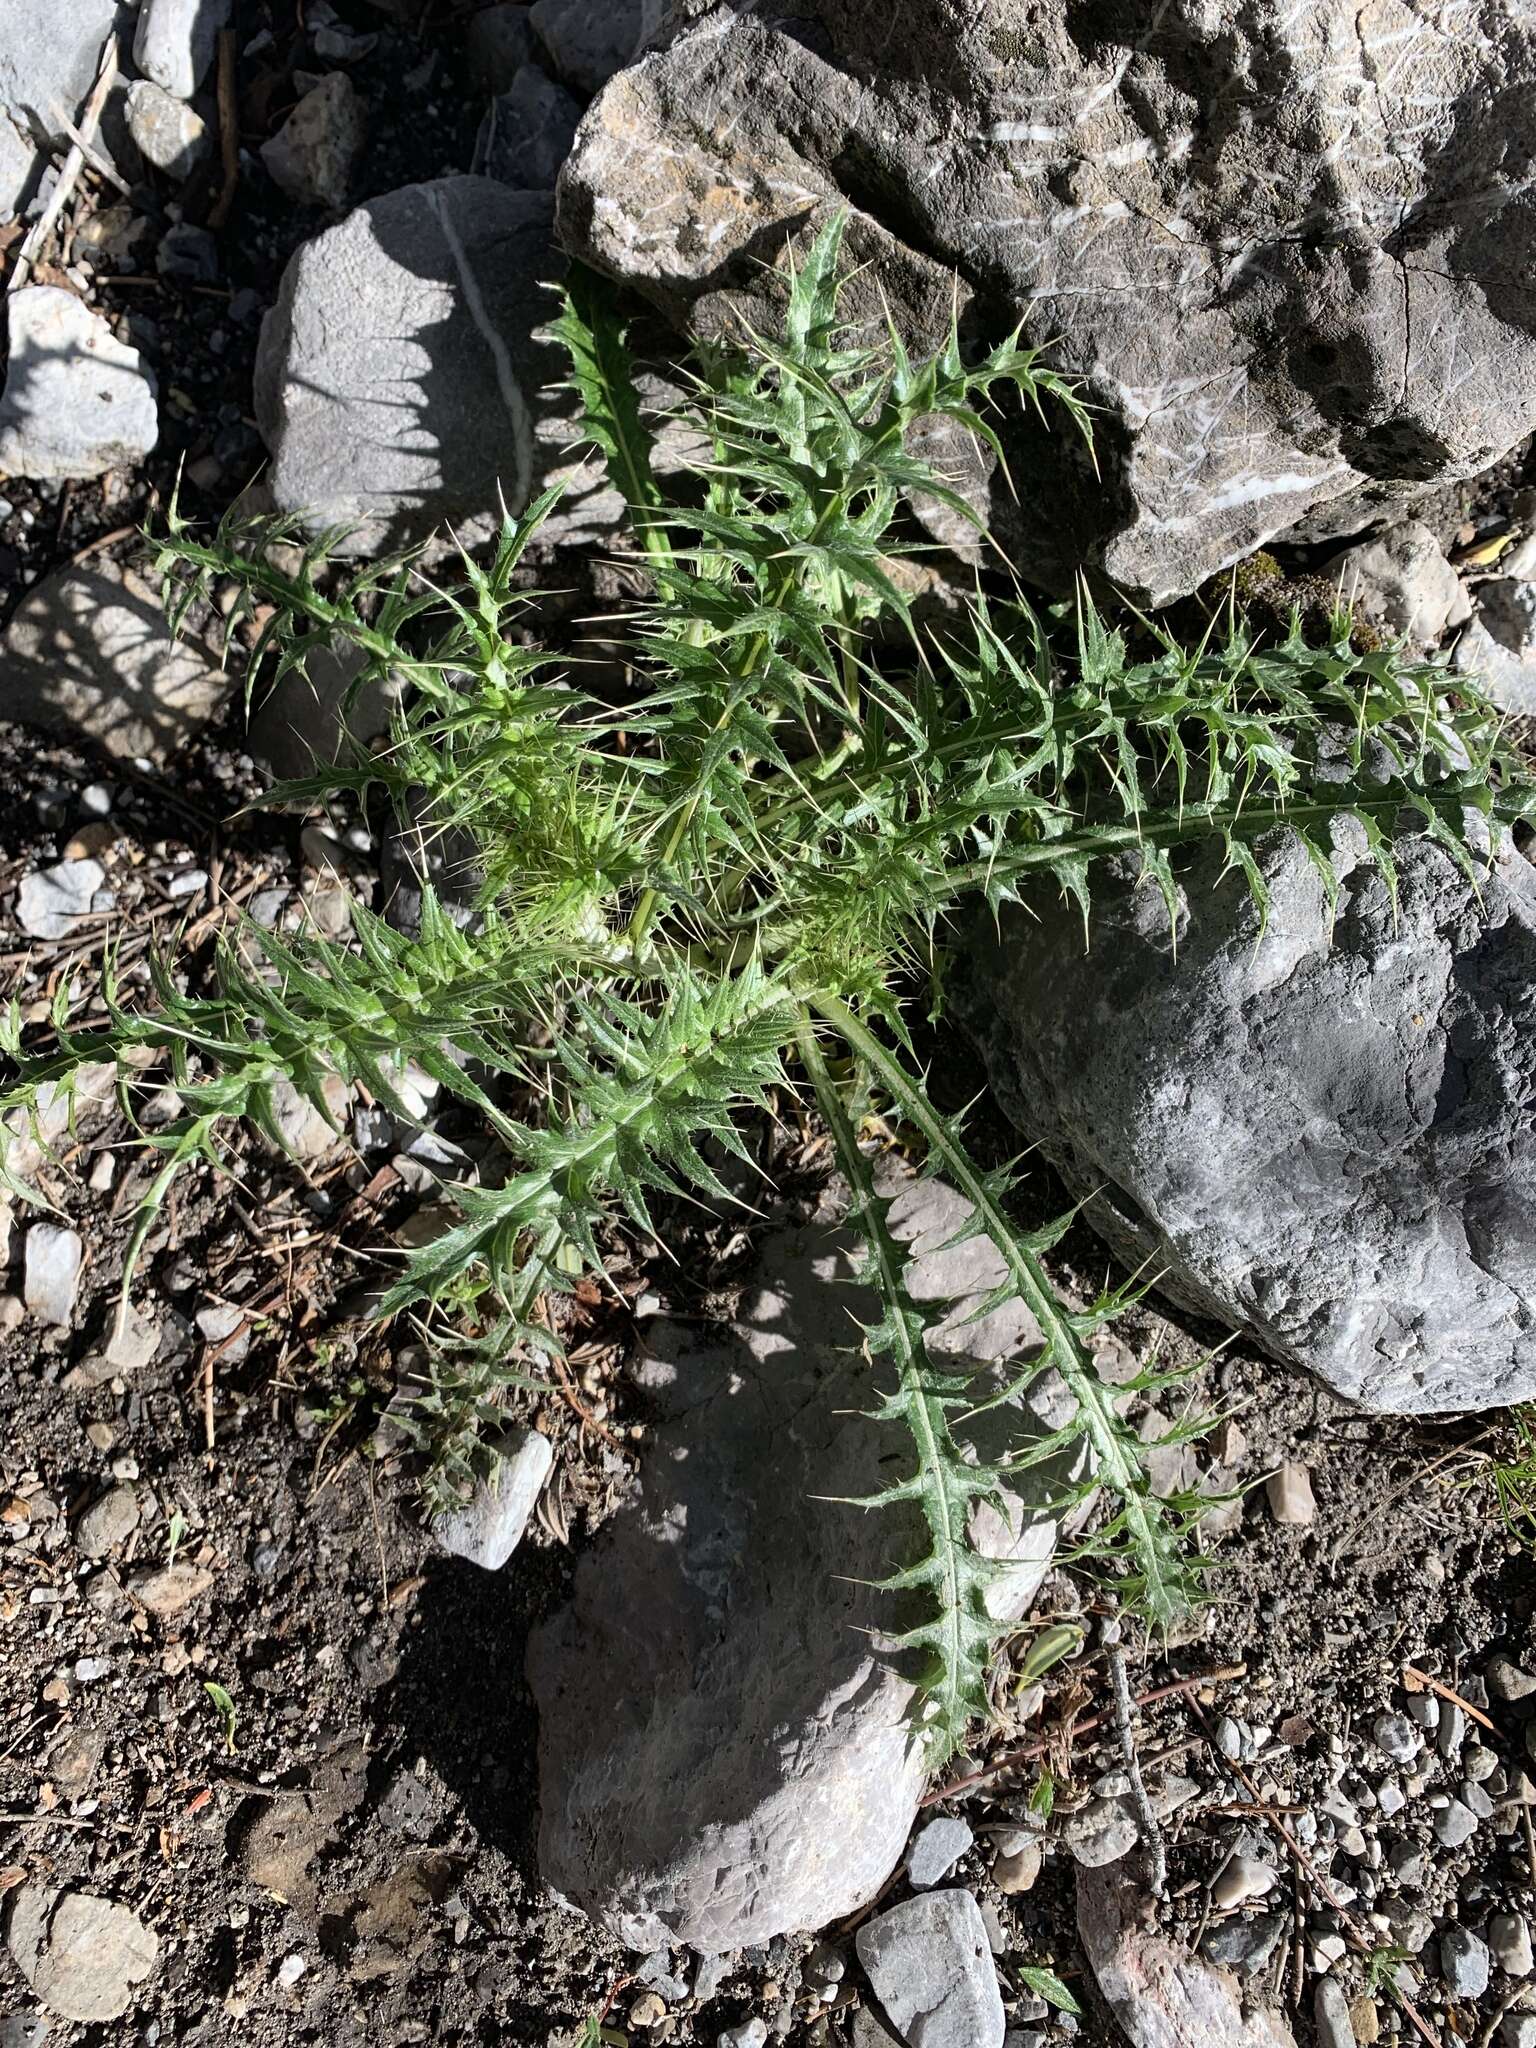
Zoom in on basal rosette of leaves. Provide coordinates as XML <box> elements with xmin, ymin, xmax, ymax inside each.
<box><xmin>4</xmin><ymin>218</ymin><xmax>1532</xmax><ymax>1759</ymax></box>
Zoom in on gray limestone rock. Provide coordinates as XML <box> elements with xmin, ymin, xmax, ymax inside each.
<box><xmin>530</xmin><ymin>0</ymin><xmax>650</xmax><ymax>94</ymax></box>
<box><xmin>15</xmin><ymin>860</ymin><xmax>103</xmax><ymax>943</ymax></box>
<box><xmin>5</xmin><ymin>1889</ymin><xmax>158</xmax><ymax>2023</ymax></box>
<box><xmin>1441</xmin><ymin>1927</ymin><xmax>1491</xmax><ymax>1999</ymax></box>
<box><xmin>133</xmin><ymin>0</ymin><xmax>229</xmax><ymax>100</ymax></box>
<box><xmin>1078</xmin><ymin>1862</ymin><xmax>1298</xmax><ymax>2048</ymax></box>
<box><xmin>476</xmin><ymin>64</ymin><xmax>580</xmax><ymax>190</ymax></box>
<box><xmin>961</xmin><ymin>824</ymin><xmax>1536</xmax><ymax>1413</ymax></box>
<box><xmin>1456</xmin><ymin>579</ymin><xmax>1536</xmax><ymax>716</ymax></box>
<box><xmin>0</xmin><ymin>0</ymin><xmax>124</xmax><ymax>222</ymax></box>
<box><xmin>855</xmin><ymin>1891</ymin><xmax>1004</xmax><ymax>2048</ymax></box>
<box><xmin>260</xmin><ymin>72</ymin><xmax>365</xmax><ymax>210</ymax></box>
<box><xmin>256</xmin><ymin>177</ymin><xmax>605</xmax><ymax>554</ymax></box>
<box><xmin>3</xmin><ymin>556</ymin><xmax>228</xmax><ymax>764</ymax></box>
<box><xmin>1322</xmin><ymin>522</ymin><xmax>1472</xmax><ymax>648</ymax></box>
<box><xmin>556</xmin><ymin>2</ymin><xmax>1536</xmax><ymax>603</ymax></box>
<box><xmin>124</xmin><ymin>80</ymin><xmax>210</xmax><ymax>179</ymax></box>
<box><xmin>527</xmin><ymin>1181</ymin><xmax>1087</xmax><ymax>1950</ymax></box>
<box><xmin>0</xmin><ymin>288</ymin><xmax>157</xmax><ymax>482</ymax></box>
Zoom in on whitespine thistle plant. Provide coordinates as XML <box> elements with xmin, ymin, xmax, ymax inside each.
<box><xmin>4</xmin><ymin>218</ymin><xmax>1533</xmax><ymax>1758</ymax></box>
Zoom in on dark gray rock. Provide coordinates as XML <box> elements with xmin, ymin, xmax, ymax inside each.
<box><xmin>527</xmin><ymin>1181</ymin><xmax>1087</xmax><ymax>1949</ymax></box>
<box><xmin>854</xmin><ymin>1891</ymin><xmax>1004</xmax><ymax>2048</ymax></box>
<box><xmin>476</xmin><ymin>64</ymin><xmax>580</xmax><ymax>190</ymax></box>
<box><xmin>466</xmin><ymin>3</ymin><xmax>536</xmax><ymax>93</ymax></box>
<box><xmin>961</xmin><ymin>825</ymin><xmax>1536</xmax><ymax>1413</ymax></box>
<box><xmin>1201</xmin><ymin>1913</ymin><xmax>1285</xmax><ymax>1977</ymax></box>
<box><xmin>530</xmin><ymin>0</ymin><xmax>650</xmax><ymax>93</ymax></box>
<box><xmin>557</xmin><ymin>2</ymin><xmax>1536</xmax><ymax>603</ymax></box>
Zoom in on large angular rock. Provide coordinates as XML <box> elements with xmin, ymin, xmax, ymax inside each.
<box><xmin>1078</xmin><ymin>1862</ymin><xmax>1297</xmax><ymax>2048</ymax></box>
<box><xmin>3</xmin><ymin>555</ymin><xmax>228</xmax><ymax>763</ymax></box>
<box><xmin>0</xmin><ymin>0</ymin><xmax>124</xmax><ymax>223</ymax></box>
<box><xmin>527</xmin><ymin>1181</ymin><xmax>1087</xmax><ymax>1950</ymax></box>
<box><xmin>961</xmin><ymin>823</ymin><xmax>1536</xmax><ymax>1414</ymax></box>
<box><xmin>0</xmin><ymin>288</ymin><xmax>157</xmax><ymax>482</ymax></box>
<box><xmin>855</xmin><ymin>1891</ymin><xmax>1004</xmax><ymax>2048</ymax></box>
<box><xmin>556</xmin><ymin>2</ymin><xmax>1536</xmax><ymax>603</ymax></box>
<box><xmin>255</xmin><ymin>177</ymin><xmax>618</xmax><ymax>554</ymax></box>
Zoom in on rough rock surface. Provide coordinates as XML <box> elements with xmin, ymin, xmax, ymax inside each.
<box><xmin>557</xmin><ymin>2</ymin><xmax>1536</xmax><ymax>601</ymax></box>
<box><xmin>1322</xmin><ymin>522</ymin><xmax>1471</xmax><ymax>648</ymax></box>
<box><xmin>5</xmin><ymin>1888</ymin><xmax>159</xmax><ymax>2023</ymax></box>
<box><xmin>0</xmin><ymin>288</ymin><xmax>158</xmax><ymax>482</ymax></box>
<box><xmin>256</xmin><ymin>177</ymin><xmax>613</xmax><ymax>554</ymax></box>
<box><xmin>3</xmin><ymin>556</ymin><xmax>228</xmax><ymax>764</ymax></box>
<box><xmin>477</xmin><ymin>64</ymin><xmax>581</xmax><ymax>191</ymax></box>
<box><xmin>1078</xmin><ymin>1862</ymin><xmax>1297</xmax><ymax>2048</ymax></box>
<box><xmin>133</xmin><ymin>0</ymin><xmax>230</xmax><ymax>101</ymax></box>
<box><xmin>1456</xmin><ymin>579</ymin><xmax>1536</xmax><ymax>716</ymax></box>
<box><xmin>260</xmin><ymin>71</ymin><xmax>366</xmax><ymax>211</ymax></box>
<box><xmin>527</xmin><ymin>1181</ymin><xmax>1087</xmax><ymax>1949</ymax></box>
<box><xmin>530</xmin><ymin>0</ymin><xmax>651</xmax><ymax>93</ymax></box>
<box><xmin>961</xmin><ymin>824</ymin><xmax>1536</xmax><ymax>1413</ymax></box>
<box><xmin>854</xmin><ymin>1891</ymin><xmax>1004</xmax><ymax>2048</ymax></box>
<box><xmin>0</xmin><ymin>0</ymin><xmax>123</xmax><ymax>221</ymax></box>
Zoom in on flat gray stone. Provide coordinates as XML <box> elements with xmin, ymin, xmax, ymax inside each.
<box><xmin>528</xmin><ymin>1183</ymin><xmax>1086</xmax><ymax>1950</ymax></box>
<box><xmin>16</xmin><ymin>860</ymin><xmax>103</xmax><ymax>942</ymax></box>
<box><xmin>906</xmin><ymin>1817</ymin><xmax>973</xmax><ymax>1890</ymax></box>
<box><xmin>529</xmin><ymin>0</ymin><xmax>649</xmax><ymax>93</ymax></box>
<box><xmin>255</xmin><ymin>178</ymin><xmax>570</xmax><ymax>555</ymax></box>
<box><xmin>854</xmin><ymin>1891</ymin><xmax>1004</xmax><ymax>2048</ymax></box>
<box><xmin>558</xmin><ymin>2</ymin><xmax>1536</xmax><ymax>602</ymax></box>
<box><xmin>3</xmin><ymin>556</ymin><xmax>228</xmax><ymax>763</ymax></box>
<box><xmin>433</xmin><ymin>1426</ymin><xmax>553</xmax><ymax>1569</ymax></box>
<box><xmin>133</xmin><ymin>0</ymin><xmax>229</xmax><ymax>99</ymax></box>
<box><xmin>5</xmin><ymin>1889</ymin><xmax>158</xmax><ymax>2023</ymax></box>
<box><xmin>1313</xmin><ymin>1979</ymin><xmax>1355</xmax><ymax>2048</ymax></box>
<box><xmin>961</xmin><ymin>825</ymin><xmax>1536</xmax><ymax>1414</ymax></box>
<box><xmin>466</xmin><ymin>3</ymin><xmax>536</xmax><ymax>92</ymax></box>
<box><xmin>1456</xmin><ymin>579</ymin><xmax>1536</xmax><ymax>716</ymax></box>
<box><xmin>0</xmin><ymin>0</ymin><xmax>124</xmax><ymax>222</ymax></box>
<box><xmin>1441</xmin><ymin>1926</ymin><xmax>1491</xmax><ymax>1998</ymax></box>
<box><xmin>477</xmin><ymin>64</ymin><xmax>580</xmax><ymax>190</ymax></box>
<box><xmin>0</xmin><ymin>288</ymin><xmax>157</xmax><ymax>482</ymax></box>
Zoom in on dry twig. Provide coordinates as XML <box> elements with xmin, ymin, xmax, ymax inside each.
<box><xmin>8</xmin><ymin>35</ymin><xmax>118</xmax><ymax>293</ymax></box>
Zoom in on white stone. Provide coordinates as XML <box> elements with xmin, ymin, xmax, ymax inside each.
<box><xmin>434</xmin><ymin>1427</ymin><xmax>553</xmax><ymax>1570</ymax></box>
<box><xmin>0</xmin><ymin>289</ymin><xmax>157</xmax><ymax>482</ymax></box>
<box><xmin>23</xmin><ymin>1223</ymin><xmax>84</xmax><ymax>1327</ymax></box>
<box><xmin>16</xmin><ymin>859</ymin><xmax>104</xmax><ymax>942</ymax></box>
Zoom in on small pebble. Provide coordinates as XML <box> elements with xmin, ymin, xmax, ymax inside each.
<box><xmin>1434</xmin><ymin>1799</ymin><xmax>1478</xmax><ymax>1848</ymax></box>
<box><xmin>1404</xmin><ymin>1694</ymin><xmax>1439</xmax><ymax>1731</ymax></box>
<box><xmin>629</xmin><ymin>1993</ymin><xmax>667</xmax><ymax>2031</ymax></box>
<box><xmin>717</xmin><ymin>2023</ymin><xmax>767</xmax><ymax>2048</ymax></box>
<box><xmin>1487</xmin><ymin>1654</ymin><xmax>1536</xmax><ymax>1703</ymax></box>
<box><xmin>1372</xmin><ymin>1713</ymin><xmax>1420</xmax><ymax>1765</ymax></box>
<box><xmin>1211</xmin><ymin>1854</ymin><xmax>1277</xmax><ymax>1910</ymax></box>
<box><xmin>906</xmin><ymin>1815</ymin><xmax>973</xmax><ymax>1888</ymax></box>
<box><xmin>1314</xmin><ymin>1976</ymin><xmax>1355</xmax><ymax>2048</ymax></box>
<box><xmin>1438</xmin><ymin>1700</ymin><xmax>1467</xmax><ymax>1762</ymax></box>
